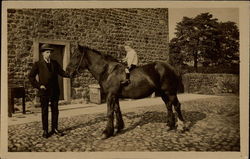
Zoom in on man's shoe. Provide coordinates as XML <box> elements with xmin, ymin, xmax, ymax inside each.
<box><xmin>51</xmin><ymin>129</ymin><xmax>65</xmax><ymax>136</ymax></box>
<box><xmin>42</xmin><ymin>130</ymin><xmax>50</xmax><ymax>138</ymax></box>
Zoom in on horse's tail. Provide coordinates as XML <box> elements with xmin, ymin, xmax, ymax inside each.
<box><xmin>177</xmin><ymin>74</ymin><xmax>184</xmax><ymax>93</ymax></box>
<box><xmin>155</xmin><ymin>61</ymin><xmax>184</xmax><ymax>93</ymax></box>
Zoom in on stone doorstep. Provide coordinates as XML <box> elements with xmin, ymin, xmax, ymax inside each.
<box><xmin>8</xmin><ymin>94</ymin><xmax>219</xmax><ymax>125</ymax></box>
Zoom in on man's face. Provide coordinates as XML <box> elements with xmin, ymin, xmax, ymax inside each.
<box><xmin>42</xmin><ymin>50</ymin><xmax>52</xmax><ymax>60</ymax></box>
<box><xmin>124</xmin><ymin>45</ymin><xmax>131</xmax><ymax>52</ymax></box>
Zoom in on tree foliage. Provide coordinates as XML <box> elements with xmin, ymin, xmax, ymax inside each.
<box><xmin>169</xmin><ymin>13</ymin><xmax>239</xmax><ymax>72</ymax></box>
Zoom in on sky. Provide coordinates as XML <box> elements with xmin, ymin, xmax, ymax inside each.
<box><xmin>169</xmin><ymin>8</ymin><xmax>239</xmax><ymax>40</ymax></box>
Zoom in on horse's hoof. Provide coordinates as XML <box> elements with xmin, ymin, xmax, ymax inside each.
<box><xmin>101</xmin><ymin>130</ymin><xmax>113</xmax><ymax>139</ymax></box>
<box><xmin>115</xmin><ymin>128</ymin><xmax>123</xmax><ymax>134</ymax></box>
<box><xmin>114</xmin><ymin>123</ymin><xmax>124</xmax><ymax>135</ymax></box>
<box><xmin>166</xmin><ymin>126</ymin><xmax>175</xmax><ymax>131</ymax></box>
<box><xmin>100</xmin><ymin>133</ymin><xmax>110</xmax><ymax>140</ymax></box>
<box><xmin>115</xmin><ymin>126</ymin><xmax>124</xmax><ymax>134</ymax></box>
<box><xmin>183</xmin><ymin>121</ymin><xmax>191</xmax><ymax>131</ymax></box>
<box><xmin>176</xmin><ymin>129</ymin><xmax>185</xmax><ymax>133</ymax></box>
<box><xmin>176</xmin><ymin>127</ymin><xmax>184</xmax><ymax>132</ymax></box>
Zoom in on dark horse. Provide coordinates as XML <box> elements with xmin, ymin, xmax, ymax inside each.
<box><xmin>66</xmin><ymin>44</ymin><xmax>188</xmax><ymax>139</ymax></box>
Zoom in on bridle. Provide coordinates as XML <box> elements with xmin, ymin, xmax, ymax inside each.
<box><xmin>74</xmin><ymin>52</ymin><xmax>85</xmax><ymax>75</ymax></box>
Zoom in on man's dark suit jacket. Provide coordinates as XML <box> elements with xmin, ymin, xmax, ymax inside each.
<box><xmin>29</xmin><ymin>59</ymin><xmax>70</xmax><ymax>97</ymax></box>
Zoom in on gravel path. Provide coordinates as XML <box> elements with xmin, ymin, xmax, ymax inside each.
<box><xmin>8</xmin><ymin>95</ymin><xmax>240</xmax><ymax>152</ymax></box>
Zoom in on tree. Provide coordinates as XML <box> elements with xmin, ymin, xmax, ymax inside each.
<box><xmin>170</xmin><ymin>12</ymin><xmax>239</xmax><ymax>72</ymax></box>
<box><xmin>217</xmin><ymin>21</ymin><xmax>239</xmax><ymax>65</ymax></box>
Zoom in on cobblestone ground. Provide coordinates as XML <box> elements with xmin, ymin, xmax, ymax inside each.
<box><xmin>8</xmin><ymin>95</ymin><xmax>240</xmax><ymax>152</ymax></box>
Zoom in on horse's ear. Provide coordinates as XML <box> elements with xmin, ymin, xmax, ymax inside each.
<box><xmin>75</xmin><ymin>41</ymin><xmax>80</xmax><ymax>49</ymax></box>
<box><xmin>78</xmin><ymin>43</ymin><xmax>83</xmax><ymax>51</ymax></box>
<box><xmin>77</xmin><ymin>44</ymin><xmax>86</xmax><ymax>56</ymax></box>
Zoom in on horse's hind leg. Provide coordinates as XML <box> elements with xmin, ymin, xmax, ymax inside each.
<box><xmin>172</xmin><ymin>95</ymin><xmax>189</xmax><ymax>131</ymax></box>
<box><xmin>172</xmin><ymin>96</ymin><xmax>184</xmax><ymax>121</ymax></box>
<box><xmin>160</xmin><ymin>92</ymin><xmax>176</xmax><ymax>130</ymax></box>
<box><xmin>114</xmin><ymin>98</ymin><xmax>124</xmax><ymax>133</ymax></box>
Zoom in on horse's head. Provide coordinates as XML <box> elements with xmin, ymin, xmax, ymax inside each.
<box><xmin>66</xmin><ymin>44</ymin><xmax>87</xmax><ymax>77</ymax></box>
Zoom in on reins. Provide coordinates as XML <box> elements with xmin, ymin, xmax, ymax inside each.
<box><xmin>74</xmin><ymin>53</ymin><xmax>84</xmax><ymax>75</ymax></box>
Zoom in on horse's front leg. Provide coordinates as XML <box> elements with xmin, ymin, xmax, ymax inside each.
<box><xmin>102</xmin><ymin>94</ymin><xmax>115</xmax><ymax>139</ymax></box>
<box><xmin>114</xmin><ymin>98</ymin><xmax>124</xmax><ymax>134</ymax></box>
<box><xmin>160</xmin><ymin>93</ymin><xmax>176</xmax><ymax>130</ymax></box>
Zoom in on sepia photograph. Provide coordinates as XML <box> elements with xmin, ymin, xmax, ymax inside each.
<box><xmin>1</xmin><ymin>1</ymin><xmax>249</xmax><ymax>159</ymax></box>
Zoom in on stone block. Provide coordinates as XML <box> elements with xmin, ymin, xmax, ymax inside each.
<box><xmin>89</xmin><ymin>84</ymin><xmax>102</xmax><ymax>104</ymax></box>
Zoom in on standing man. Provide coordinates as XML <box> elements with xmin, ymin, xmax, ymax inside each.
<box><xmin>29</xmin><ymin>43</ymin><xmax>71</xmax><ymax>138</ymax></box>
<box><xmin>121</xmin><ymin>41</ymin><xmax>138</xmax><ymax>84</ymax></box>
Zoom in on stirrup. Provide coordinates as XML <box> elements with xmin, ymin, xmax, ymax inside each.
<box><xmin>120</xmin><ymin>79</ymin><xmax>130</xmax><ymax>85</ymax></box>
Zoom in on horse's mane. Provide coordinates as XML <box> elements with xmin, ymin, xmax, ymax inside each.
<box><xmin>81</xmin><ymin>45</ymin><xmax>119</xmax><ymax>63</ymax></box>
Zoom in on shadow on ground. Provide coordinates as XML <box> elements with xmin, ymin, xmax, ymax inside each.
<box><xmin>62</xmin><ymin>109</ymin><xmax>206</xmax><ymax>137</ymax></box>
<box><xmin>61</xmin><ymin>114</ymin><xmax>107</xmax><ymax>132</ymax></box>
<box><xmin>119</xmin><ymin>110</ymin><xmax>206</xmax><ymax>135</ymax></box>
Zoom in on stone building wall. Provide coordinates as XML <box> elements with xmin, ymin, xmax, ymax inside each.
<box><xmin>7</xmin><ymin>8</ymin><xmax>169</xmax><ymax>100</ymax></box>
<box><xmin>182</xmin><ymin>73</ymin><xmax>239</xmax><ymax>94</ymax></box>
